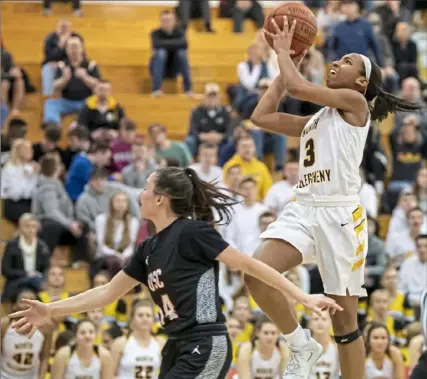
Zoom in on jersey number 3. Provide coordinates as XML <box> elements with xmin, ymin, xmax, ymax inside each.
<box><xmin>303</xmin><ymin>139</ymin><xmax>315</xmax><ymax>167</ymax></box>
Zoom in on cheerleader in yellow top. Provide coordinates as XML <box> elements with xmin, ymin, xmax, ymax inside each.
<box><xmin>232</xmin><ymin>296</ymin><xmax>254</xmax><ymax>344</ymax></box>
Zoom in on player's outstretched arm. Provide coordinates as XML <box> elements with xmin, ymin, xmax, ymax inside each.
<box><xmin>251</xmin><ymin>58</ymin><xmax>311</xmax><ymax>137</ymax></box>
<box><xmin>217</xmin><ymin>246</ymin><xmax>343</xmax><ymax>316</ymax></box>
<box><xmin>9</xmin><ymin>271</ymin><xmax>139</xmax><ymax>334</ymax></box>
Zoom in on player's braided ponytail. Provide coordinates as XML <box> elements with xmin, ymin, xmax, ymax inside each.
<box><xmin>363</xmin><ymin>60</ymin><xmax>422</xmax><ymax>122</ymax></box>
<box><xmin>154</xmin><ymin>167</ymin><xmax>240</xmax><ymax>226</ymax></box>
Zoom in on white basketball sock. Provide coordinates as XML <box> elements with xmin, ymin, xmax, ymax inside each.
<box><xmin>283</xmin><ymin>324</ymin><xmax>309</xmax><ymax>349</ymax></box>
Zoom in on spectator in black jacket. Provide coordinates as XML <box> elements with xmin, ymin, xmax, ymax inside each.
<box><xmin>32</xmin><ymin>123</ymin><xmax>64</xmax><ymax>165</ymax></box>
<box><xmin>1</xmin><ymin>213</ymin><xmax>50</xmax><ymax>302</ymax></box>
<box><xmin>42</xmin><ymin>20</ymin><xmax>80</xmax><ymax>96</ymax></box>
<box><xmin>149</xmin><ymin>10</ymin><xmax>192</xmax><ymax>96</ymax></box>
<box><xmin>392</xmin><ymin>22</ymin><xmax>419</xmax><ymax>81</ymax></box>
<box><xmin>78</xmin><ymin>80</ymin><xmax>125</xmax><ymax>136</ymax></box>
<box><xmin>185</xmin><ymin>83</ymin><xmax>231</xmax><ymax>156</ymax></box>
<box><xmin>219</xmin><ymin>0</ymin><xmax>264</xmax><ymax>33</ymax></box>
<box><xmin>44</xmin><ymin>36</ymin><xmax>101</xmax><ymax>125</ymax></box>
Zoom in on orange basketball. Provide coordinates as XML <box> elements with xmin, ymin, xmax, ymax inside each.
<box><xmin>264</xmin><ymin>2</ymin><xmax>317</xmax><ymax>55</ymax></box>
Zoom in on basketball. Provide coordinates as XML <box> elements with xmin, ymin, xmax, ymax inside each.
<box><xmin>264</xmin><ymin>2</ymin><xmax>318</xmax><ymax>55</ymax></box>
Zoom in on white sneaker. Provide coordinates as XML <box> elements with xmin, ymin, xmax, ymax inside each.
<box><xmin>283</xmin><ymin>330</ymin><xmax>323</xmax><ymax>378</ymax></box>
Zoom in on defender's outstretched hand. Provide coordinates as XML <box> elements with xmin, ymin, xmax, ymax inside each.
<box><xmin>9</xmin><ymin>299</ymin><xmax>51</xmax><ymax>335</ymax></box>
<box><xmin>302</xmin><ymin>294</ymin><xmax>343</xmax><ymax>316</ymax></box>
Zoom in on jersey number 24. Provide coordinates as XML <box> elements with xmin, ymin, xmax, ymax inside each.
<box><xmin>158</xmin><ymin>294</ymin><xmax>178</xmax><ymax>325</ymax></box>
<box><xmin>303</xmin><ymin>139</ymin><xmax>315</xmax><ymax>168</ymax></box>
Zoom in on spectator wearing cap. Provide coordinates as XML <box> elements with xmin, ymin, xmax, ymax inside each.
<box><xmin>149</xmin><ymin>10</ymin><xmax>192</xmax><ymax>96</ymax></box>
<box><xmin>328</xmin><ymin>0</ymin><xmax>384</xmax><ymax>66</ymax></box>
<box><xmin>223</xmin><ymin>135</ymin><xmax>272</xmax><ymax>200</ymax></box>
<box><xmin>65</xmin><ymin>142</ymin><xmax>111</xmax><ymax>202</ymax></box>
<box><xmin>32</xmin><ymin>123</ymin><xmax>64</xmax><ymax>165</ymax></box>
<box><xmin>62</xmin><ymin>124</ymin><xmax>91</xmax><ymax>170</ymax></box>
<box><xmin>44</xmin><ymin>36</ymin><xmax>101</xmax><ymax>124</ymax></box>
<box><xmin>392</xmin><ymin>21</ymin><xmax>419</xmax><ymax>81</ymax></box>
<box><xmin>78</xmin><ymin>80</ymin><xmax>125</xmax><ymax>135</ymax></box>
<box><xmin>110</xmin><ymin>119</ymin><xmax>139</xmax><ymax>176</ymax></box>
<box><xmin>185</xmin><ymin>83</ymin><xmax>231</xmax><ymax>157</ymax></box>
<box><xmin>149</xmin><ymin>123</ymin><xmax>192</xmax><ymax>167</ymax></box>
<box><xmin>239</xmin><ymin>78</ymin><xmax>286</xmax><ymax>171</ymax></box>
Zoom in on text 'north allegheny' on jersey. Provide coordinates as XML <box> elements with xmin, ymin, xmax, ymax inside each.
<box><xmin>297</xmin><ymin>169</ymin><xmax>331</xmax><ymax>188</ymax></box>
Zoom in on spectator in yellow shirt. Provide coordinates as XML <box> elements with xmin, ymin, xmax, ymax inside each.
<box><xmin>223</xmin><ymin>135</ymin><xmax>272</xmax><ymax>200</ymax></box>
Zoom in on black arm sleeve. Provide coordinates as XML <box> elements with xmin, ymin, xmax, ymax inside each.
<box><xmin>123</xmin><ymin>241</ymin><xmax>148</xmax><ymax>286</ymax></box>
<box><xmin>180</xmin><ymin>221</ymin><xmax>229</xmax><ymax>264</ymax></box>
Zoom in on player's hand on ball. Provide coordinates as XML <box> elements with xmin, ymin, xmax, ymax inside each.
<box><xmin>9</xmin><ymin>299</ymin><xmax>52</xmax><ymax>335</ymax></box>
<box><xmin>263</xmin><ymin>16</ymin><xmax>296</xmax><ymax>54</ymax></box>
<box><xmin>302</xmin><ymin>294</ymin><xmax>343</xmax><ymax>316</ymax></box>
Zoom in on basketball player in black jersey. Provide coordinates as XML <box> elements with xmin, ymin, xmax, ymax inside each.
<box><xmin>10</xmin><ymin>167</ymin><xmax>342</xmax><ymax>378</ymax></box>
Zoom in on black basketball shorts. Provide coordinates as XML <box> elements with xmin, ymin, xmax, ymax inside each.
<box><xmin>159</xmin><ymin>334</ymin><xmax>232</xmax><ymax>379</ymax></box>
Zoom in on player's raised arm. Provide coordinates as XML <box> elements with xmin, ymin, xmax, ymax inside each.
<box><xmin>216</xmin><ymin>246</ymin><xmax>343</xmax><ymax>316</ymax></box>
<box><xmin>9</xmin><ymin>271</ymin><xmax>139</xmax><ymax>334</ymax></box>
<box><xmin>265</xmin><ymin>17</ymin><xmax>367</xmax><ymax>115</ymax></box>
<box><xmin>250</xmin><ymin>57</ymin><xmax>311</xmax><ymax>137</ymax></box>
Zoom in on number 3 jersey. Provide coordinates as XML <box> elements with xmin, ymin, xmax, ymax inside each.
<box><xmin>123</xmin><ymin>218</ymin><xmax>229</xmax><ymax>337</ymax></box>
<box><xmin>1</xmin><ymin>326</ymin><xmax>44</xmax><ymax>379</ymax></box>
<box><xmin>295</xmin><ymin>107</ymin><xmax>370</xmax><ymax>199</ymax></box>
<box><xmin>117</xmin><ymin>336</ymin><xmax>161</xmax><ymax>379</ymax></box>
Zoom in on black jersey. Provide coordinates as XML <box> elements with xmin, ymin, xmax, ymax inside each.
<box><xmin>123</xmin><ymin>218</ymin><xmax>229</xmax><ymax>337</ymax></box>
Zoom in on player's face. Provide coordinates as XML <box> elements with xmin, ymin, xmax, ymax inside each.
<box><xmin>326</xmin><ymin>54</ymin><xmax>366</xmax><ymax>91</ymax></box>
<box><xmin>76</xmin><ymin>322</ymin><xmax>96</xmax><ymax>347</ymax></box>
<box><xmin>140</xmin><ymin>173</ymin><xmax>158</xmax><ymax>220</ymax></box>
<box><xmin>48</xmin><ymin>266</ymin><xmax>65</xmax><ymax>288</ymax></box>
<box><xmin>132</xmin><ymin>306</ymin><xmax>154</xmax><ymax>331</ymax></box>
<box><xmin>309</xmin><ymin>311</ymin><xmax>332</xmax><ymax>336</ymax></box>
<box><xmin>226</xmin><ymin>318</ymin><xmax>242</xmax><ymax>340</ymax></box>
<box><xmin>257</xmin><ymin>322</ymin><xmax>279</xmax><ymax>347</ymax></box>
<box><xmin>369</xmin><ymin>327</ymin><xmax>389</xmax><ymax>353</ymax></box>
<box><xmin>112</xmin><ymin>192</ymin><xmax>129</xmax><ymax>216</ymax></box>
<box><xmin>380</xmin><ymin>269</ymin><xmax>398</xmax><ymax>290</ymax></box>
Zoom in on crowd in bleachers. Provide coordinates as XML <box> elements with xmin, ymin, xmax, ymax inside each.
<box><xmin>1</xmin><ymin>0</ymin><xmax>427</xmax><ymax>378</ymax></box>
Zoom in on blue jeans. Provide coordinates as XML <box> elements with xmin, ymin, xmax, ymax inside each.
<box><xmin>250</xmin><ymin>129</ymin><xmax>287</xmax><ymax>170</ymax></box>
<box><xmin>44</xmin><ymin>97</ymin><xmax>85</xmax><ymax>124</ymax></box>
<box><xmin>149</xmin><ymin>48</ymin><xmax>192</xmax><ymax>92</ymax></box>
<box><xmin>42</xmin><ymin>63</ymin><xmax>57</xmax><ymax>96</ymax></box>
<box><xmin>1</xmin><ymin>103</ymin><xmax>9</xmax><ymax>130</ymax></box>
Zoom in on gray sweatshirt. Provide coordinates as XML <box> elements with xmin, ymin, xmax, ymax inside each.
<box><xmin>31</xmin><ymin>175</ymin><xmax>74</xmax><ymax>229</ymax></box>
<box><xmin>75</xmin><ymin>182</ymin><xmax>141</xmax><ymax>232</ymax></box>
<box><xmin>122</xmin><ymin>161</ymin><xmax>156</xmax><ymax>189</ymax></box>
